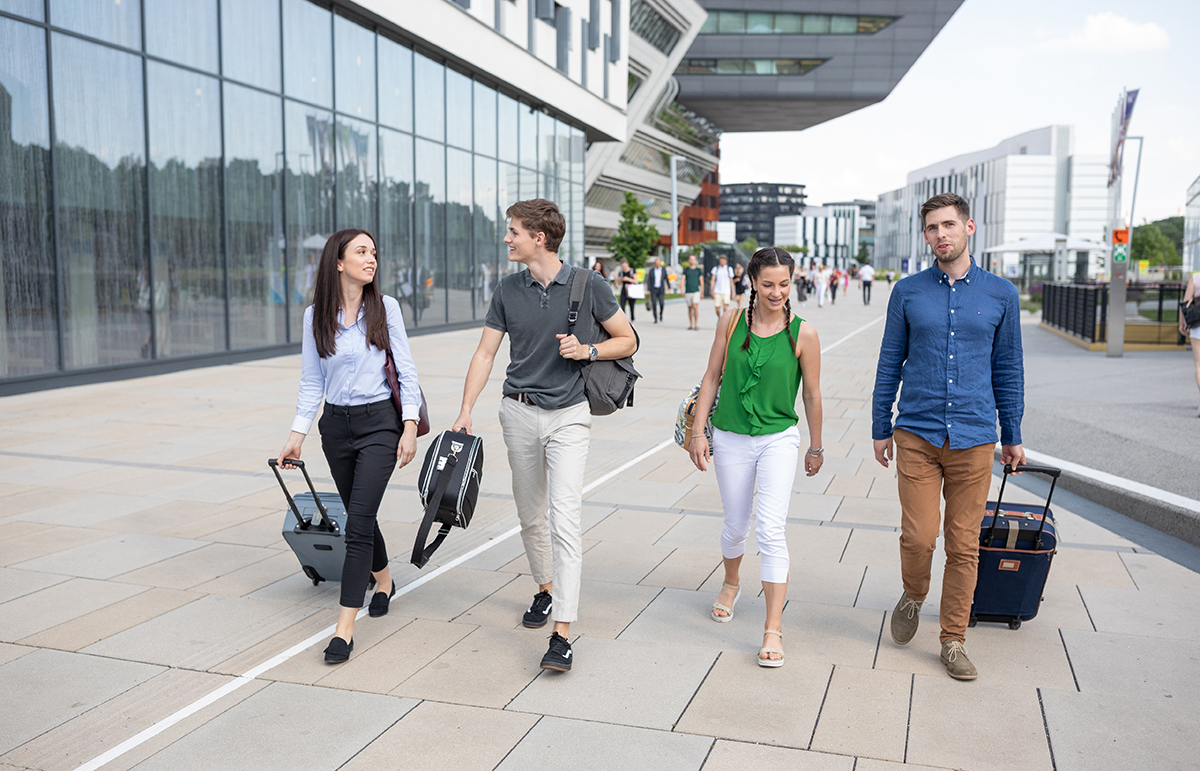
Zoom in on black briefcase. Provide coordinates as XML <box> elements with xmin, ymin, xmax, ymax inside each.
<box><xmin>411</xmin><ymin>430</ymin><xmax>483</xmax><ymax>568</ymax></box>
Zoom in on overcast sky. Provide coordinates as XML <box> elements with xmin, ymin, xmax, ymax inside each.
<box><xmin>717</xmin><ymin>0</ymin><xmax>1199</xmax><ymax>225</ymax></box>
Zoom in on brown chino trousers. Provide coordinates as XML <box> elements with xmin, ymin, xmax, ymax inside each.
<box><xmin>893</xmin><ymin>429</ymin><xmax>994</xmax><ymax>643</ymax></box>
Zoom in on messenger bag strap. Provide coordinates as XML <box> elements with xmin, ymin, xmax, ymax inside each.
<box><xmin>567</xmin><ymin>266</ymin><xmax>589</xmax><ymax>335</ymax></box>
<box><xmin>721</xmin><ymin>308</ymin><xmax>742</xmax><ymax>377</ymax></box>
<box><xmin>411</xmin><ymin>453</ymin><xmax>457</xmax><ymax>568</ymax></box>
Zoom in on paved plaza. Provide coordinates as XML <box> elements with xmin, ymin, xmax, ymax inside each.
<box><xmin>1</xmin><ymin>284</ymin><xmax>1198</xmax><ymax>771</ymax></box>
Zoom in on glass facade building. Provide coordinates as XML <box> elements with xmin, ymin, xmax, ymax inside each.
<box><xmin>0</xmin><ymin>0</ymin><xmax>586</xmax><ymax>388</ymax></box>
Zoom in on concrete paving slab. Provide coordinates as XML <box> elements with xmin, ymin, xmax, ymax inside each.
<box><xmin>1052</xmin><ymin>508</ymin><xmax>1139</xmax><ymax>549</ymax></box>
<box><xmin>0</xmin><ymin>486</ymin><xmax>94</xmax><ymax>520</ymax></box>
<box><xmin>242</xmin><ymin>568</ymin><xmax>343</xmax><ymax>606</ymax></box>
<box><xmin>317</xmin><ymin>618</ymin><xmax>475</xmax><ymax>693</ymax></box>
<box><xmin>785</xmin><ymin>522</ymin><xmax>852</xmax><ymax>563</ymax></box>
<box><xmin>641</xmin><ymin>454</ymin><xmax>699</xmax><ymax>484</ymax></box>
<box><xmin>0</xmin><ymin>520</ymin><xmax>52</xmax><ymax>541</ymax></box>
<box><xmin>1049</xmin><ymin>547</ymin><xmax>1138</xmax><ymax>589</ymax></box>
<box><xmin>494</xmin><ymin>715</ymin><xmax>713</xmax><ymax>771</ymax></box>
<box><xmin>854</xmin><ymin>760</ymin><xmax>948</xmax><ymax>771</ymax></box>
<box><xmin>190</xmin><ymin>551</ymin><xmax>301</xmax><ymax>597</ymax></box>
<box><xmin>782</xmin><ymin>600</ymin><xmax>883</xmax><ymax>669</ymax></box>
<box><xmin>0</xmin><ymin>648</ymin><xmax>163</xmax><ymax>755</ymax></box>
<box><xmin>581</xmin><ymin>540</ymin><xmax>674</xmax><ymax>585</ymax></box>
<box><xmin>1080</xmin><ymin>586</ymin><xmax>1200</xmax><ymax>641</ymax></box>
<box><xmin>586</xmin><ymin>478</ymin><xmax>695</xmax><ymax>509</ymax></box>
<box><xmin>456</xmin><ymin>530</ymin><xmax>528</xmax><ymax>572</ymax></box>
<box><xmin>793</xmin><ymin>473</ymin><xmax>832</xmax><ymax>495</ymax></box>
<box><xmin>584</xmin><ymin>507</ymin><xmax>683</xmax><ymax>546</ymax></box>
<box><xmin>1041</xmin><ymin>689</ymin><xmax>1196</xmax><ymax>771</ymax></box>
<box><xmin>779</xmin><ymin>560</ymin><xmax>866</xmax><ymax>608</ymax></box>
<box><xmin>620</xmin><ymin>587</ymin><xmax>771</xmax><ymax>656</ymax></box>
<box><xmin>0</xmin><ymin>459</ymin><xmax>109</xmax><ymax>486</ymax></box>
<box><xmin>150</xmin><ymin>501</ymin><xmax>277</xmax><ymax>541</ymax></box>
<box><xmin>263</xmin><ymin>608</ymin><xmax>419</xmax><ymax>685</ymax></box>
<box><xmin>13</xmin><ymin>493</ymin><xmax>169</xmax><ymax>528</ymax></box>
<box><xmin>18</xmin><ymin>586</ymin><xmax>202</xmax><ymax>652</ymax></box>
<box><xmin>90</xmin><ymin>499</ymin><xmax>229</xmax><ymax>535</ymax></box>
<box><xmin>0</xmin><ymin>643</ymin><xmax>32</xmax><ymax>667</ymax></box>
<box><xmin>867</xmin><ymin>476</ymin><xmax>900</xmax><ymax>501</ymax></box>
<box><xmin>832</xmin><ymin>497</ymin><xmax>902</xmax><ymax>528</ymax></box>
<box><xmin>1037</xmin><ymin>578</ymin><xmax>1097</xmax><ymax>632</ymax></box>
<box><xmin>810</xmin><ymin>665</ymin><xmax>911</xmax><ymax>761</ymax></box>
<box><xmin>82</xmin><ymin>594</ymin><xmax>319</xmax><ymax>669</ymax></box>
<box><xmin>571</xmin><ymin>579</ymin><xmax>662</xmax><ymax>638</ymax></box>
<box><xmin>508</xmin><ymin>635</ymin><xmax>716</xmax><ymax>729</ymax></box>
<box><xmin>639</xmin><ymin>547</ymin><xmax>721</xmax><ymax>590</ymax></box>
<box><xmin>210</xmin><ymin>607</ymin><xmax>338</xmax><ymax>676</ymax></box>
<box><xmin>673</xmin><ymin>485</ymin><xmax>724</xmax><ymax>513</ymax></box>
<box><xmin>392</xmin><ymin>625</ymin><xmax>545</xmax><ymax>708</ymax></box>
<box><xmin>1119</xmin><ymin>551</ymin><xmax>1200</xmax><ymax>593</ymax></box>
<box><xmin>907</xmin><ymin>675</ymin><xmax>1052</xmax><ymax>771</ymax></box>
<box><xmin>675</xmin><ymin>652</ymin><xmax>830</xmax><ymax>748</ymax></box>
<box><xmin>839</xmin><ymin>528</ymin><xmax>901</xmax><ymax>566</ymax></box>
<box><xmin>342</xmin><ymin>700</ymin><xmax>538</xmax><ymax>771</ymax></box>
<box><xmin>825</xmin><ymin>474</ymin><xmax>873</xmax><ymax>499</ymax></box>
<box><xmin>0</xmin><ymin>525</ymin><xmax>111</xmax><ymax>567</ymax></box>
<box><xmin>702</xmin><ymin>740</ymin><xmax>854</xmax><ymax>771</ymax></box>
<box><xmin>131</xmin><ymin>681</ymin><xmax>417</xmax><ymax>771</ymax></box>
<box><xmin>1061</xmin><ymin>628</ymin><xmax>1200</xmax><ymax>700</ymax></box>
<box><xmin>656</xmin><ymin>514</ymin><xmax>726</xmax><ymax>550</ymax></box>
<box><xmin>111</xmin><ymin>543</ymin><xmax>278</xmax><ymax>589</ymax></box>
<box><xmin>854</xmin><ymin>565</ymin><xmax>942</xmax><ymax>617</ymax></box>
<box><xmin>697</xmin><ymin>553</ymin><xmax>763</xmax><ymax>594</ymax></box>
<box><xmin>453</xmin><ymin>574</ymin><xmax>538</xmax><ymax>629</ymax></box>
<box><xmin>13</xmin><ymin>533</ymin><xmax>206</xmax><ymax>580</ymax></box>
<box><xmin>0</xmin><ymin>577</ymin><xmax>147</xmax><ymax>642</ymax></box>
<box><xmin>393</xmin><ymin>566</ymin><xmax>516</xmax><ymax>622</ymax></box>
<box><xmin>1</xmin><ymin>668</ymin><xmax>230</xmax><ymax>771</ymax></box>
<box><xmin>197</xmin><ymin>511</ymin><xmax>289</xmax><ymax>549</ymax></box>
<box><xmin>789</xmin><ymin>492</ymin><xmax>843</xmax><ymax>521</ymax></box>
<box><xmin>0</xmin><ymin>566</ymin><xmax>67</xmax><ymax>604</ymax></box>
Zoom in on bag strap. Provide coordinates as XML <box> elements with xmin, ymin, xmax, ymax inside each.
<box><xmin>568</xmin><ymin>266</ymin><xmax>589</xmax><ymax>334</ymax></box>
<box><xmin>411</xmin><ymin>452</ymin><xmax>457</xmax><ymax>568</ymax></box>
<box><xmin>720</xmin><ymin>308</ymin><xmax>743</xmax><ymax>377</ymax></box>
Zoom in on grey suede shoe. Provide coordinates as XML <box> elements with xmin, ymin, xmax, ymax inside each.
<box><xmin>889</xmin><ymin>593</ymin><xmax>924</xmax><ymax>645</ymax></box>
<box><xmin>941</xmin><ymin>640</ymin><xmax>978</xmax><ymax>680</ymax></box>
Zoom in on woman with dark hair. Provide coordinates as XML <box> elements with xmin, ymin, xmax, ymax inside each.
<box><xmin>618</xmin><ymin>259</ymin><xmax>638</xmax><ymax>321</ymax></box>
<box><xmin>277</xmin><ymin>228</ymin><xmax>422</xmax><ymax>664</ymax></box>
<box><xmin>687</xmin><ymin>246</ymin><xmax>825</xmax><ymax>668</ymax></box>
<box><xmin>733</xmin><ymin>262</ymin><xmax>749</xmax><ymax>309</ymax></box>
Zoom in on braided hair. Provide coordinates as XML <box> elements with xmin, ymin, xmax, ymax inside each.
<box><xmin>741</xmin><ymin>246</ymin><xmax>797</xmax><ymax>351</ymax></box>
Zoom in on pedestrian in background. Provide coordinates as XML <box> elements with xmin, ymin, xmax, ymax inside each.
<box><xmin>815</xmin><ymin>264</ymin><xmax>829</xmax><ymax>308</ymax></box>
<box><xmin>617</xmin><ymin>259</ymin><xmax>638</xmax><ymax>322</ymax></box>
<box><xmin>453</xmin><ymin>199</ymin><xmax>637</xmax><ymax>672</ymax></box>
<box><xmin>859</xmin><ymin>262</ymin><xmax>875</xmax><ymax>305</ymax></box>
<box><xmin>710</xmin><ymin>254</ymin><xmax>735</xmax><ymax>318</ymax></box>
<box><xmin>872</xmin><ymin>193</ymin><xmax>1025</xmax><ymax>681</ymax></box>
<box><xmin>829</xmin><ymin>268</ymin><xmax>840</xmax><ymax>304</ymax></box>
<box><xmin>646</xmin><ymin>256</ymin><xmax>667</xmax><ymax>323</ymax></box>
<box><xmin>688</xmin><ymin>246</ymin><xmax>824</xmax><ymax>668</ymax></box>
<box><xmin>683</xmin><ymin>254</ymin><xmax>704</xmax><ymax>330</ymax></box>
<box><xmin>592</xmin><ymin>258</ymin><xmax>606</xmax><ymax>276</ymax></box>
<box><xmin>277</xmin><ymin>228</ymin><xmax>422</xmax><ymax>664</ymax></box>
<box><xmin>1180</xmin><ymin>268</ymin><xmax>1200</xmax><ymax>416</ymax></box>
<box><xmin>733</xmin><ymin>262</ymin><xmax>749</xmax><ymax>309</ymax></box>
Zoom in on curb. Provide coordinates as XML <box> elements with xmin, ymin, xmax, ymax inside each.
<box><xmin>996</xmin><ymin>448</ymin><xmax>1200</xmax><ymax>549</ymax></box>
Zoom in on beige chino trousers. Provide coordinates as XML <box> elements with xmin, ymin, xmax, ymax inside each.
<box><xmin>499</xmin><ymin>397</ymin><xmax>591</xmax><ymax>623</ymax></box>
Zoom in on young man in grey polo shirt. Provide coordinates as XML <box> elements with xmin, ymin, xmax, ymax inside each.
<box><xmin>453</xmin><ymin>199</ymin><xmax>637</xmax><ymax>672</ymax></box>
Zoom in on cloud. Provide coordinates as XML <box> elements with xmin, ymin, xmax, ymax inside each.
<box><xmin>1040</xmin><ymin>12</ymin><xmax>1169</xmax><ymax>52</ymax></box>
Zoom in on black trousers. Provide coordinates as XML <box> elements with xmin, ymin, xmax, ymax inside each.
<box><xmin>862</xmin><ymin>280</ymin><xmax>872</xmax><ymax>304</ymax></box>
<box><xmin>319</xmin><ymin>398</ymin><xmax>400</xmax><ymax>608</ymax></box>
<box><xmin>649</xmin><ymin>287</ymin><xmax>665</xmax><ymax>320</ymax></box>
<box><xmin>620</xmin><ymin>293</ymin><xmax>636</xmax><ymax>321</ymax></box>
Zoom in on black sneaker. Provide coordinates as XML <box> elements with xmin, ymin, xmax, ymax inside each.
<box><xmin>540</xmin><ymin>631</ymin><xmax>572</xmax><ymax>672</ymax></box>
<box><xmin>523</xmin><ymin>590</ymin><xmax>553</xmax><ymax>628</ymax></box>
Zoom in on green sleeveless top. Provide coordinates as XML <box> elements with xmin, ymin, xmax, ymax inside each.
<box><xmin>711</xmin><ymin>312</ymin><xmax>803</xmax><ymax>436</ymax></box>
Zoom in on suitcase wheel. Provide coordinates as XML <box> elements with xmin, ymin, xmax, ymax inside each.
<box><xmin>1008</xmin><ymin>619</ymin><xmax>1022</xmax><ymax>630</ymax></box>
<box><xmin>302</xmin><ymin>566</ymin><xmax>325</xmax><ymax>586</ymax></box>
<box><xmin>312</xmin><ymin>578</ymin><xmax>321</xmax><ymax>586</ymax></box>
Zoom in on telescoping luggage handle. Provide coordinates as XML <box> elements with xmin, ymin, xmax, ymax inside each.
<box><xmin>985</xmin><ymin>463</ymin><xmax>1061</xmax><ymax>549</ymax></box>
<box><xmin>267</xmin><ymin>458</ymin><xmax>337</xmax><ymax>532</ymax></box>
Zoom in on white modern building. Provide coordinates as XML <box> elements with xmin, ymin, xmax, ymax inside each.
<box><xmin>1186</xmin><ymin>175</ymin><xmax>1200</xmax><ymax>274</ymax></box>
<box><xmin>774</xmin><ymin>206</ymin><xmax>855</xmax><ymax>266</ymax></box>
<box><xmin>874</xmin><ymin>126</ymin><xmax>1109</xmax><ymax>281</ymax></box>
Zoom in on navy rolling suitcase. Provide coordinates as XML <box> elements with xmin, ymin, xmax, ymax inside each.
<box><xmin>969</xmin><ymin>463</ymin><xmax>1061</xmax><ymax>630</ymax></box>
<box><xmin>268</xmin><ymin>458</ymin><xmax>347</xmax><ymax>586</ymax></box>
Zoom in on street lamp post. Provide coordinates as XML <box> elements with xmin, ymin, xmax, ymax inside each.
<box><xmin>670</xmin><ymin>155</ymin><xmax>680</xmax><ymax>266</ymax></box>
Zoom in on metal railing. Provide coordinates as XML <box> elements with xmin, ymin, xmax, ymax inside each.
<box><xmin>1042</xmin><ymin>283</ymin><xmax>1188</xmax><ymax>345</ymax></box>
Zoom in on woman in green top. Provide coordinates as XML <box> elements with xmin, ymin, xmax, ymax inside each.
<box><xmin>689</xmin><ymin>247</ymin><xmax>825</xmax><ymax>667</ymax></box>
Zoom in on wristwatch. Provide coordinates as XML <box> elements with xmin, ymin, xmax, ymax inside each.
<box><xmin>806</xmin><ymin>447</ymin><xmax>824</xmax><ymax>457</ymax></box>
<box><xmin>588</xmin><ymin>344</ymin><xmax>598</xmax><ymax>361</ymax></box>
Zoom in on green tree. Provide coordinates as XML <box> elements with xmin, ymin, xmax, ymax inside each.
<box><xmin>607</xmin><ymin>192</ymin><xmax>660</xmax><ymax>269</ymax></box>
<box><xmin>856</xmin><ymin>243</ymin><xmax>871</xmax><ymax>264</ymax></box>
<box><xmin>1145</xmin><ymin>216</ymin><xmax>1184</xmax><ymax>255</ymax></box>
<box><xmin>1131</xmin><ymin>223</ymin><xmax>1180</xmax><ymax>266</ymax></box>
<box><xmin>740</xmin><ymin>237</ymin><xmax>759</xmax><ymax>253</ymax></box>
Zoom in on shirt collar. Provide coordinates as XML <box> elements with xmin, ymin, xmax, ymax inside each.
<box><xmin>522</xmin><ymin>261</ymin><xmax>571</xmax><ymax>288</ymax></box>
<box><xmin>936</xmin><ymin>257</ymin><xmax>978</xmax><ymax>286</ymax></box>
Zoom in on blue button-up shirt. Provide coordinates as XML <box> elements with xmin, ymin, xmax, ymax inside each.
<box><xmin>872</xmin><ymin>259</ymin><xmax>1024</xmax><ymax>449</ymax></box>
<box><xmin>292</xmin><ymin>295</ymin><xmax>422</xmax><ymax>434</ymax></box>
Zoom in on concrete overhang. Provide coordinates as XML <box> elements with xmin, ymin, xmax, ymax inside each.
<box><xmin>351</xmin><ymin>0</ymin><xmax>627</xmax><ymax>143</ymax></box>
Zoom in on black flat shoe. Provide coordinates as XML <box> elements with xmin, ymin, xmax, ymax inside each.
<box><xmin>323</xmin><ymin>636</ymin><xmax>353</xmax><ymax>664</ymax></box>
<box><xmin>368</xmin><ymin>580</ymin><xmax>396</xmax><ymax>617</ymax></box>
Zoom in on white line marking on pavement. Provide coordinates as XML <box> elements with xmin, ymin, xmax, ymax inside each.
<box><xmin>73</xmin><ymin>438</ymin><xmax>675</xmax><ymax>771</ymax></box>
<box><xmin>820</xmin><ymin>315</ymin><xmax>886</xmax><ymax>354</ymax></box>
<box><xmin>1022</xmin><ymin>448</ymin><xmax>1200</xmax><ymax>515</ymax></box>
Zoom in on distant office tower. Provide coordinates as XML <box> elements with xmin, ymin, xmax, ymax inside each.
<box><xmin>720</xmin><ymin>183</ymin><xmax>807</xmax><ymax>246</ymax></box>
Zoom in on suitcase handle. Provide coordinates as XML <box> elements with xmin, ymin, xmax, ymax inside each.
<box><xmin>267</xmin><ymin>458</ymin><xmax>335</xmax><ymax>532</ymax></box>
<box><xmin>986</xmin><ymin>462</ymin><xmax>1059</xmax><ymax>548</ymax></box>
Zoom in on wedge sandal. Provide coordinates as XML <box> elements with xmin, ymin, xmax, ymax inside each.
<box><xmin>758</xmin><ymin>629</ymin><xmax>784</xmax><ymax>668</ymax></box>
<box><xmin>710</xmin><ymin>582</ymin><xmax>741</xmax><ymax>623</ymax></box>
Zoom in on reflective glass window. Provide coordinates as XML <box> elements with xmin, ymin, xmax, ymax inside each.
<box><xmin>498</xmin><ymin>162</ymin><xmax>520</xmax><ymax>276</ymax></box>
<box><xmin>0</xmin><ymin>0</ymin><xmax>43</xmax><ymax>21</ymax></box>
<box><xmin>519</xmin><ymin>166</ymin><xmax>539</xmax><ymax>201</ymax></box>
<box><xmin>147</xmin><ymin>62</ymin><xmax>223</xmax><ymax>357</ymax></box>
<box><xmin>445</xmin><ymin>68</ymin><xmax>472</xmax><ymax>150</ymax></box>
<box><xmin>518</xmin><ymin>102</ymin><xmax>537</xmax><ymax>171</ymax></box>
<box><xmin>379</xmin><ymin>127</ymin><xmax>414</xmax><ymax>327</ymax></box>
<box><xmin>571</xmin><ymin>182</ymin><xmax>584</xmax><ymax>267</ymax></box>
<box><xmin>569</xmin><ymin>126</ymin><xmax>585</xmax><ymax>186</ymax></box>
<box><xmin>473</xmin><ymin>156</ymin><xmax>498</xmax><ymax>306</ymax></box>
<box><xmin>802</xmin><ymin>14</ymin><xmax>829</xmax><ymax>34</ymax></box>
<box><xmin>335</xmin><ymin>115</ymin><xmax>377</xmax><ymax>232</ymax></box>
<box><xmin>716</xmin><ymin>11</ymin><xmax>744</xmax><ymax>34</ymax></box>
<box><xmin>283</xmin><ymin>0</ymin><xmax>332</xmax><ymax>108</ymax></box>
<box><xmin>0</xmin><ymin>18</ymin><xmax>55</xmax><ymax>376</ymax></box>
<box><xmin>146</xmin><ymin>0</ymin><xmax>218</xmax><ymax>72</ymax></box>
<box><xmin>52</xmin><ymin>0</ymin><xmax>141</xmax><ymax>49</ymax></box>
<box><xmin>414</xmin><ymin>52</ymin><xmax>444</xmax><ymax>141</ymax></box>
<box><xmin>538</xmin><ymin>112</ymin><xmax>556</xmax><ymax>190</ymax></box>
<box><xmin>335</xmin><ymin>14</ymin><xmax>376</xmax><ymax>121</ymax></box>
<box><xmin>698</xmin><ymin>12</ymin><xmax>716</xmax><ymax>34</ymax></box>
<box><xmin>378</xmin><ymin>36</ymin><xmax>412</xmax><ymax>132</ymax></box>
<box><xmin>52</xmin><ymin>34</ymin><xmax>147</xmax><ymax>368</ymax></box>
<box><xmin>285</xmin><ymin>100</ymin><xmax>335</xmax><ymax>336</ymax></box>
<box><xmin>830</xmin><ymin>15</ymin><xmax>857</xmax><ymax>34</ymax></box>
<box><xmin>555</xmin><ymin>118</ymin><xmax>570</xmax><ymax>181</ymax></box>
<box><xmin>715</xmin><ymin>59</ymin><xmax>745</xmax><ymax>74</ymax></box>
<box><xmin>414</xmin><ymin>138</ymin><xmax>445</xmax><ymax>324</ymax></box>
<box><xmin>746</xmin><ymin>12</ymin><xmax>772</xmax><ymax>33</ymax></box>
<box><xmin>497</xmin><ymin>91</ymin><xmax>518</xmax><ymax>164</ymax></box>
<box><xmin>473</xmin><ymin>81</ymin><xmax>496</xmax><ymax>158</ymax></box>
<box><xmin>224</xmin><ymin>83</ymin><xmax>285</xmax><ymax>349</ymax></box>
<box><xmin>446</xmin><ymin>148</ymin><xmax>473</xmax><ymax>322</ymax></box>
<box><xmin>222</xmin><ymin>0</ymin><xmax>280</xmax><ymax>91</ymax></box>
<box><xmin>773</xmin><ymin>13</ymin><xmax>801</xmax><ymax>33</ymax></box>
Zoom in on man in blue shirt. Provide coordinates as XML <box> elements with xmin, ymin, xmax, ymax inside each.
<box><xmin>871</xmin><ymin>193</ymin><xmax>1025</xmax><ymax>681</ymax></box>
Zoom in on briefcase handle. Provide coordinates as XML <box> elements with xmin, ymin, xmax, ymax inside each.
<box><xmin>986</xmin><ymin>463</ymin><xmax>1060</xmax><ymax>547</ymax></box>
<box><xmin>267</xmin><ymin>458</ymin><xmax>335</xmax><ymax>531</ymax></box>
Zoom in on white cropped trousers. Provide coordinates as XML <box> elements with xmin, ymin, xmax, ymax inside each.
<box><xmin>712</xmin><ymin>426</ymin><xmax>802</xmax><ymax>584</ymax></box>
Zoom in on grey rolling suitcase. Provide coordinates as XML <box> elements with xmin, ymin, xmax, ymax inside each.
<box><xmin>268</xmin><ymin>458</ymin><xmax>347</xmax><ymax>586</ymax></box>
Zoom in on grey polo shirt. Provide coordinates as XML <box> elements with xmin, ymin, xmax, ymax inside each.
<box><xmin>484</xmin><ymin>262</ymin><xmax>620</xmax><ymax>410</ymax></box>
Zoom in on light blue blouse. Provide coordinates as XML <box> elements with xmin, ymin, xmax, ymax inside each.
<box><xmin>291</xmin><ymin>295</ymin><xmax>422</xmax><ymax>434</ymax></box>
